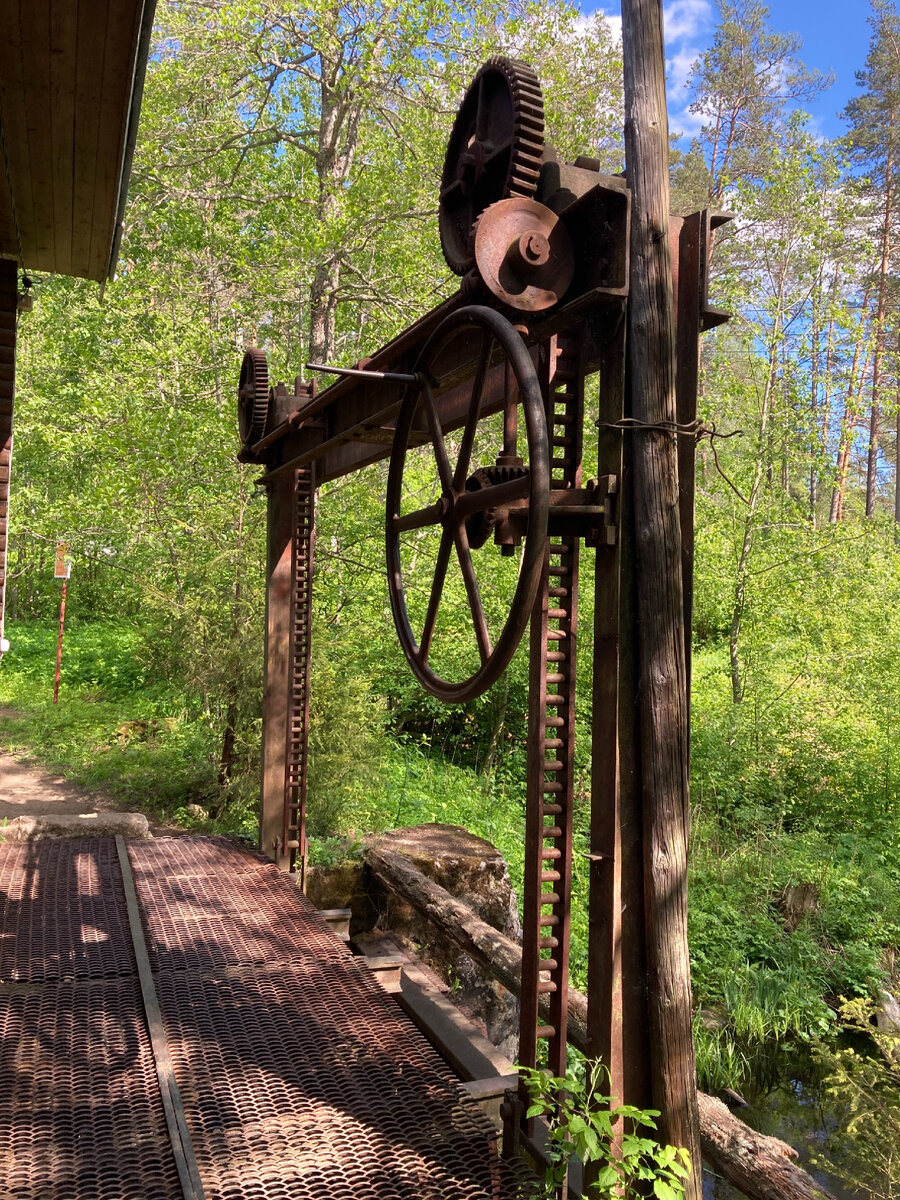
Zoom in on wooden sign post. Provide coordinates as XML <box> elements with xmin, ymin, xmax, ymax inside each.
<box><xmin>53</xmin><ymin>540</ymin><xmax>70</xmax><ymax>704</ymax></box>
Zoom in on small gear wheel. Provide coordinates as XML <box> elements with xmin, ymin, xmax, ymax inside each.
<box><xmin>238</xmin><ymin>348</ymin><xmax>270</xmax><ymax>447</ymax></box>
<box><xmin>465</xmin><ymin>463</ymin><xmax>530</xmax><ymax>548</ymax></box>
<box><xmin>439</xmin><ymin>56</ymin><xmax>545</xmax><ymax>276</ymax></box>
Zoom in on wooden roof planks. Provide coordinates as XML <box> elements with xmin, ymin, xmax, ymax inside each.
<box><xmin>0</xmin><ymin>0</ymin><xmax>153</xmax><ymax>282</ymax></box>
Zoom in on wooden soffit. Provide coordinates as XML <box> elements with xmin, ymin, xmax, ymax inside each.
<box><xmin>0</xmin><ymin>1</ymin><xmax>155</xmax><ymax>283</ymax></box>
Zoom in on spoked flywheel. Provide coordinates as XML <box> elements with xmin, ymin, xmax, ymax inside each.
<box><xmin>386</xmin><ymin>306</ymin><xmax>550</xmax><ymax>703</ymax></box>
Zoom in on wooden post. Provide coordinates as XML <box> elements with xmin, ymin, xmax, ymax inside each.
<box><xmin>621</xmin><ymin>0</ymin><xmax>701</xmax><ymax>1183</ymax></box>
<box><xmin>260</xmin><ymin>469</ymin><xmax>295</xmax><ymax>869</ymax></box>
<box><xmin>53</xmin><ymin>577</ymin><xmax>67</xmax><ymax>703</ymax></box>
<box><xmin>0</xmin><ymin>261</ymin><xmax>16</xmax><ymax>651</ymax></box>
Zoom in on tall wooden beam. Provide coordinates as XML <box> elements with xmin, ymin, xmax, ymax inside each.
<box><xmin>0</xmin><ymin>261</ymin><xmax>16</xmax><ymax>649</ymax></box>
<box><xmin>621</xmin><ymin>0</ymin><xmax>701</xmax><ymax>1185</ymax></box>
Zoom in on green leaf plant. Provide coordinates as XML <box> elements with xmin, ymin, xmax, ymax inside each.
<box><xmin>518</xmin><ymin>1059</ymin><xmax>691</xmax><ymax>1199</ymax></box>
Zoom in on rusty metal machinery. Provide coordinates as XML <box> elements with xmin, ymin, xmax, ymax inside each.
<box><xmin>238</xmin><ymin>348</ymin><xmax>271</xmax><ymax>447</ymax></box>
<box><xmin>439</xmin><ymin>56</ymin><xmax>545</xmax><ymax>276</ymax></box>
<box><xmin>241</xmin><ymin>52</ymin><xmax>729</xmax><ymax>1165</ymax></box>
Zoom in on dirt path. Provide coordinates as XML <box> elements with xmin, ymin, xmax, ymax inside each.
<box><xmin>0</xmin><ymin>748</ymin><xmax>120</xmax><ymax>822</ymax></box>
<box><xmin>0</xmin><ymin>707</ymin><xmax>177</xmax><ymax>834</ymax></box>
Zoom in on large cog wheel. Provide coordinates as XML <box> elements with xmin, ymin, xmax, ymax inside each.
<box><xmin>439</xmin><ymin>56</ymin><xmax>545</xmax><ymax>277</ymax></box>
<box><xmin>238</xmin><ymin>348</ymin><xmax>270</xmax><ymax>448</ymax></box>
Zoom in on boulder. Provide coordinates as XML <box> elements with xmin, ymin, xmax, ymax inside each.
<box><xmin>367</xmin><ymin>823</ymin><xmax>522</xmax><ymax>1058</ymax></box>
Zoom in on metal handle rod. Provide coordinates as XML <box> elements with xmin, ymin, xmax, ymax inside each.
<box><xmin>305</xmin><ymin>362</ymin><xmax>419</xmax><ymax>384</ymax></box>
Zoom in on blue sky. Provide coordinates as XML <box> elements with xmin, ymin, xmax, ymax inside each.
<box><xmin>594</xmin><ymin>0</ymin><xmax>876</xmax><ymax>143</ymax></box>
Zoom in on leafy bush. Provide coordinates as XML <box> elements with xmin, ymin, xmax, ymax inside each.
<box><xmin>520</xmin><ymin>1059</ymin><xmax>691</xmax><ymax>1199</ymax></box>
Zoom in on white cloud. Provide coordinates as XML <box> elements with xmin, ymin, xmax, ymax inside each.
<box><xmin>662</xmin><ymin>0</ymin><xmax>713</xmax><ymax>44</ymax></box>
<box><xmin>667</xmin><ymin>47</ymin><xmax>698</xmax><ymax>98</ymax></box>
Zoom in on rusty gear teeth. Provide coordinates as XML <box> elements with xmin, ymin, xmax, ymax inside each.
<box><xmin>238</xmin><ymin>347</ymin><xmax>271</xmax><ymax>447</ymax></box>
<box><xmin>439</xmin><ymin>56</ymin><xmax>545</xmax><ymax>276</ymax></box>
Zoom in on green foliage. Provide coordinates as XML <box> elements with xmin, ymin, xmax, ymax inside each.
<box><xmin>812</xmin><ymin>999</ymin><xmax>900</xmax><ymax>1199</ymax></box>
<box><xmin>519</xmin><ymin>1060</ymin><xmax>691</xmax><ymax>1200</ymax></box>
<box><xmin>306</xmin><ymin>634</ymin><xmax>386</xmax><ymax>837</ymax></box>
<box><xmin>0</xmin><ymin>621</ymin><xmax>255</xmax><ymax>835</ymax></box>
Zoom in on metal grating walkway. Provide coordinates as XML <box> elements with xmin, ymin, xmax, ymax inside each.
<box><xmin>0</xmin><ymin>836</ymin><xmax>529</xmax><ymax>1200</ymax></box>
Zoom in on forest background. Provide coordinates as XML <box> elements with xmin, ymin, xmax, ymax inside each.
<box><xmin>3</xmin><ymin>0</ymin><xmax>900</xmax><ymax>1190</ymax></box>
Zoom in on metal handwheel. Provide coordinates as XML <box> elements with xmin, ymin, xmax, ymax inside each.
<box><xmin>386</xmin><ymin>305</ymin><xmax>549</xmax><ymax>703</ymax></box>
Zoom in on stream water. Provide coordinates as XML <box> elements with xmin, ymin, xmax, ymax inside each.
<box><xmin>701</xmin><ymin>1075</ymin><xmax>864</xmax><ymax>1199</ymax></box>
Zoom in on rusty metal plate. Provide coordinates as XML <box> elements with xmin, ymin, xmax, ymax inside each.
<box><xmin>0</xmin><ymin>839</ymin><xmax>135</xmax><ymax>981</ymax></box>
<box><xmin>129</xmin><ymin>840</ymin><xmax>347</xmax><ymax>972</ymax></box>
<box><xmin>157</xmin><ymin>961</ymin><xmax>528</xmax><ymax>1200</ymax></box>
<box><xmin>128</xmin><ymin>835</ymin><xmax>278</xmax><ymax>879</ymax></box>
<box><xmin>0</xmin><ymin>975</ymin><xmax>182</xmax><ymax>1199</ymax></box>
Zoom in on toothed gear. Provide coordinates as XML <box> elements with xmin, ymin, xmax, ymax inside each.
<box><xmin>464</xmin><ymin>463</ymin><xmax>530</xmax><ymax>548</ymax></box>
<box><xmin>439</xmin><ymin>56</ymin><xmax>545</xmax><ymax>276</ymax></box>
<box><xmin>238</xmin><ymin>347</ymin><xmax>270</xmax><ymax>447</ymax></box>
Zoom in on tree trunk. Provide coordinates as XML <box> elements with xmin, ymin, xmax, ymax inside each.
<box><xmin>829</xmin><ymin>288</ymin><xmax>873</xmax><ymax>523</ymax></box>
<box><xmin>728</xmin><ymin>297</ymin><xmax>782</xmax><ymax>704</ymax></box>
<box><xmin>866</xmin><ymin>116</ymin><xmax>895</xmax><ymax>518</ymax></box>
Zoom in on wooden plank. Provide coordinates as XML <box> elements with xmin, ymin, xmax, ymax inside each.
<box><xmin>587</xmin><ymin>318</ymin><xmax>653</xmax><ymax>1124</ymax></box>
<box><xmin>114</xmin><ymin>837</ymin><xmax>207</xmax><ymax>1200</ymax></box>
<box><xmin>0</xmin><ymin>3</ymin><xmax>37</xmax><ymax>265</ymax></box>
<box><xmin>72</xmin><ymin>0</ymin><xmax>109</xmax><ymax>279</ymax></box>
<box><xmin>18</xmin><ymin>0</ymin><xmax>56</xmax><ymax>270</ymax></box>
<box><xmin>671</xmin><ymin>214</ymin><xmax>702</xmax><ymax>737</ymax></box>
<box><xmin>49</xmin><ymin>0</ymin><xmax>78</xmax><ymax>277</ymax></box>
<box><xmin>397</xmin><ymin>972</ymin><xmax>517</xmax><ymax>1083</ymax></box>
<box><xmin>89</xmin><ymin>1</ymin><xmax>143</xmax><ymax>280</ymax></box>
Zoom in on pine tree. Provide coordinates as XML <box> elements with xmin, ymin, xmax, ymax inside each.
<box><xmin>842</xmin><ymin>0</ymin><xmax>900</xmax><ymax>520</ymax></box>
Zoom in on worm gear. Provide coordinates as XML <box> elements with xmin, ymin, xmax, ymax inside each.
<box><xmin>439</xmin><ymin>56</ymin><xmax>545</xmax><ymax>276</ymax></box>
<box><xmin>238</xmin><ymin>348</ymin><xmax>271</xmax><ymax>447</ymax></box>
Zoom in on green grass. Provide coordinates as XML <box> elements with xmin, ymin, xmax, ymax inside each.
<box><xmin>0</xmin><ymin>620</ymin><xmax>258</xmax><ymax>838</ymax></box>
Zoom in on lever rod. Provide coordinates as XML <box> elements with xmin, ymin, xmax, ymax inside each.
<box><xmin>305</xmin><ymin>362</ymin><xmax>419</xmax><ymax>384</ymax></box>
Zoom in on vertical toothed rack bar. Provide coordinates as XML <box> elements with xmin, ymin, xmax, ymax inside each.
<box><xmin>520</xmin><ymin>334</ymin><xmax>583</xmax><ymax>1093</ymax></box>
<box><xmin>283</xmin><ymin>466</ymin><xmax>315</xmax><ymax>881</ymax></box>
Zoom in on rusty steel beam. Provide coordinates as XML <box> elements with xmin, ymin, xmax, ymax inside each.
<box><xmin>260</xmin><ymin>468</ymin><xmax>295</xmax><ymax>869</ymax></box>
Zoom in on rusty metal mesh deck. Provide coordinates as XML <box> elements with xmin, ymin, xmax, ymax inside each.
<box><xmin>0</xmin><ymin>836</ymin><xmax>530</xmax><ymax>1200</ymax></box>
<box><xmin>0</xmin><ymin>975</ymin><xmax>183</xmax><ymax>1199</ymax></box>
<box><xmin>131</xmin><ymin>838</ymin><xmax>347</xmax><ymax>972</ymax></box>
<box><xmin>0</xmin><ymin>838</ymin><xmax>135</xmax><ymax>980</ymax></box>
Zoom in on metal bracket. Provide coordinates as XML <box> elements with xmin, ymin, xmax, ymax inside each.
<box><xmin>499</xmin><ymin>1088</ymin><xmax>523</xmax><ymax>1159</ymax></box>
<box><xmin>584</xmin><ymin>474</ymin><xmax>617</xmax><ymax>547</ymax></box>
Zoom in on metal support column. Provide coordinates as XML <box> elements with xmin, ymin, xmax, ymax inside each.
<box><xmin>260</xmin><ymin>469</ymin><xmax>295</xmax><ymax>869</ymax></box>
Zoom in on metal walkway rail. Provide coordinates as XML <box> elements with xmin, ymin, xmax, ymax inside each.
<box><xmin>0</xmin><ymin>836</ymin><xmax>529</xmax><ymax>1200</ymax></box>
